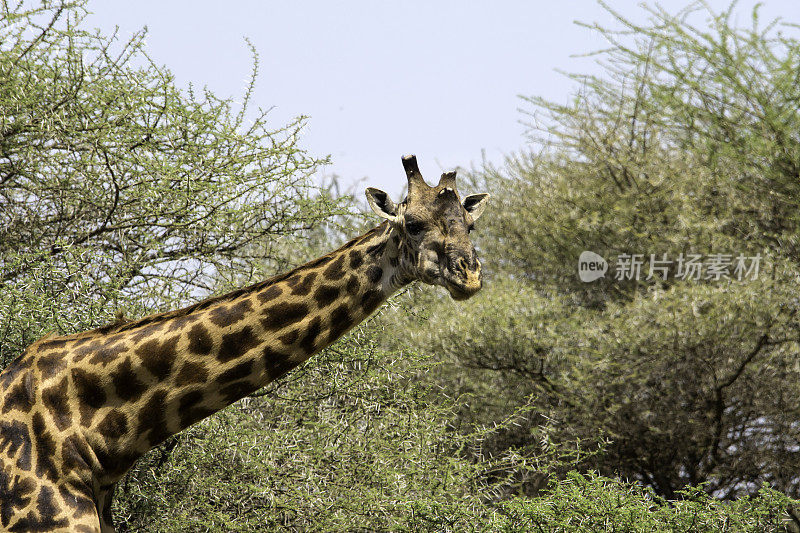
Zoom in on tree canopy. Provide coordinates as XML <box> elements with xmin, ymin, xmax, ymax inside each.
<box><xmin>0</xmin><ymin>1</ymin><xmax>339</xmax><ymax>365</ymax></box>
<box><xmin>405</xmin><ymin>1</ymin><xmax>800</xmax><ymax>500</ymax></box>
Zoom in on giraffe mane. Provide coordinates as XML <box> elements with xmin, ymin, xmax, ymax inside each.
<box><xmin>91</xmin><ymin>268</ymin><xmax>302</xmax><ymax>337</ymax></box>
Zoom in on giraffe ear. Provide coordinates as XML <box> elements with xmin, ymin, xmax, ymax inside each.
<box><xmin>463</xmin><ymin>193</ymin><xmax>490</xmax><ymax>220</ymax></box>
<box><xmin>365</xmin><ymin>187</ymin><xmax>398</xmax><ymax>221</ymax></box>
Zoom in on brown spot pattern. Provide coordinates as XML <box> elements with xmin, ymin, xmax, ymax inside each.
<box><xmin>59</xmin><ymin>483</ymin><xmax>95</xmax><ymax>517</ymax></box>
<box><xmin>1</xmin><ymin>378</ymin><xmax>32</xmax><ymax>414</ymax></box>
<box><xmin>0</xmin><ymin>419</ymin><xmax>32</xmax><ymax>470</ymax></box>
<box><xmin>218</xmin><ymin>326</ymin><xmax>259</xmax><ymax>362</ymax></box>
<box><xmin>129</xmin><ymin>322</ymin><xmax>164</xmax><ymax>343</ymax></box>
<box><xmin>257</xmin><ymin>284</ymin><xmax>283</xmax><ymax>303</ymax></box>
<box><xmin>7</xmin><ymin>485</ymin><xmax>69</xmax><ymax>531</ymax></box>
<box><xmin>361</xmin><ymin>289</ymin><xmax>384</xmax><ymax>315</ymax></box>
<box><xmin>188</xmin><ymin>323</ymin><xmax>213</xmax><ymax>355</ymax></box>
<box><xmin>110</xmin><ymin>357</ymin><xmax>146</xmax><ymax>402</ymax></box>
<box><xmin>138</xmin><ymin>389</ymin><xmax>169</xmax><ymax>446</ymax></box>
<box><xmin>88</xmin><ymin>342</ymin><xmax>127</xmax><ymax>366</ymax></box>
<box><xmin>299</xmin><ymin>317</ymin><xmax>322</xmax><ymax>354</ymax></box>
<box><xmin>39</xmin><ymin>338</ymin><xmax>68</xmax><ymax>350</ymax></box>
<box><xmin>219</xmin><ymin>380</ymin><xmax>256</xmax><ymax>404</ymax></box>
<box><xmin>35</xmin><ymin>486</ymin><xmax>65</xmax><ymax>528</ymax></box>
<box><xmin>263</xmin><ymin>348</ymin><xmax>297</xmax><ymax>381</ymax></box>
<box><xmin>72</xmin><ymin>368</ymin><xmax>106</xmax><ymax>410</ymax></box>
<box><xmin>178</xmin><ymin>390</ymin><xmax>203</xmax><ymax>411</ymax></box>
<box><xmin>32</xmin><ymin>413</ymin><xmax>58</xmax><ymax>481</ymax></box>
<box><xmin>346</xmin><ymin>275</ymin><xmax>359</xmax><ymax>295</ymax></box>
<box><xmin>288</xmin><ymin>272</ymin><xmax>317</xmax><ymax>296</ymax></box>
<box><xmin>217</xmin><ymin>360</ymin><xmax>254</xmax><ymax>384</ymax></box>
<box><xmin>348</xmin><ymin>250</ymin><xmax>364</xmax><ymax>268</ymax></box>
<box><xmin>313</xmin><ymin>285</ymin><xmax>340</xmax><ymax>308</ymax></box>
<box><xmin>323</xmin><ymin>254</ymin><xmax>346</xmax><ymax>280</ymax></box>
<box><xmin>366</xmin><ymin>265</ymin><xmax>383</xmax><ymax>284</ymax></box>
<box><xmin>208</xmin><ymin>299</ymin><xmax>253</xmax><ymax>327</ymax></box>
<box><xmin>328</xmin><ymin>304</ymin><xmax>353</xmax><ymax>343</ymax></box>
<box><xmin>36</xmin><ymin>353</ymin><xmax>66</xmax><ymax>380</ymax></box>
<box><xmin>61</xmin><ymin>435</ymin><xmax>92</xmax><ymax>472</ymax></box>
<box><xmin>178</xmin><ymin>390</ymin><xmax>214</xmax><ymax>429</ymax></box>
<box><xmin>278</xmin><ymin>329</ymin><xmax>299</xmax><ymax>345</ymax></box>
<box><xmin>174</xmin><ymin>361</ymin><xmax>209</xmax><ymax>386</ymax></box>
<box><xmin>166</xmin><ymin>314</ymin><xmax>195</xmax><ymax>332</ymax></box>
<box><xmin>366</xmin><ymin>240</ymin><xmax>386</xmax><ymax>256</ymax></box>
<box><xmin>94</xmin><ymin>448</ymin><xmax>136</xmax><ymax>479</ymax></box>
<box><xmin>0</xmin><ymin>469</ymin><xmax>34</xmax><ymax>528</ymax></box>
<box><xmin>261</xmin><ymin>302</ymin><xmax>308</xmax><ymax>330</ymax></box>
<box><xmin>42</xmin><ymin>375</ymin><xmax>71</xmax><ymax>431</ymax></box>
<box><xmin>263</xmin><ymin>346</ymin><xmax>289</xmax><ymax>368</ymax></box>
<box><xmin>97</xmin><ymin>410</ymin><xmax>128</xmax><ymax>439</ymax></box>
<box><xmin>136</xmin><ymin>336</ymin><xmax>178</xmax><ymax>380</ymax></box>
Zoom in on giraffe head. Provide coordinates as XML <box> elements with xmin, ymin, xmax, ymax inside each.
<box><xmin>365</xmin><ymin>155</ymin><xmax>490</xmax><ymax>300</ymax></box>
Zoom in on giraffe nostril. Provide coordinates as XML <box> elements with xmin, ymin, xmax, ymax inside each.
<box><xmin>456</xmin><ymin>257</ymin><xmax>469</xmax><ymax>275</ymax></box>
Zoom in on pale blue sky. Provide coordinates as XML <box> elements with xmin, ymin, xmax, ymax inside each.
<box><xmin>86</xmin><ymin>1</ymin><xmax>798</xmax><ymax>197</ymax></box>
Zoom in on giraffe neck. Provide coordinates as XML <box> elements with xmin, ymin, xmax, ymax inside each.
<box><xmin>23</xmin><ymin>222</ymin><xmax>409</xmax><ymax>485</ymax></box>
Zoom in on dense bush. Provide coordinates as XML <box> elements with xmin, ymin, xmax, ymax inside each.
<box><xmin>0</xmin><ymin>0</ymin><xmax>337</xmax><ymax>364</ymax></box>
<box><xmin>114</xmin><ymin>318</ymin><xmax>797</xmax><ymax>532</ymax></box>
<box><xmin>401</xmin><ymin>0</ymin><xmax>800</xmax><ymax>503</ymax></box>
<box><xmin>494</xmin><ymin>472</ymin><xmax>794</xmax><ymax>532</ymax></box>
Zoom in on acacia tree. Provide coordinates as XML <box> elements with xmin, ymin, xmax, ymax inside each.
<box><xmin>0</xmin><ymin>1</ymin><xmax>339</xmax><ymax>364</ymax></box>
<box><xmin>407</xmin><ymin>2</ymin><xmax>800</xmax><ymax>500</ymax></box>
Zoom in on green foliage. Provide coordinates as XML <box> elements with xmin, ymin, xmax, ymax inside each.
<box><xmin>402</xmin><ymin>0</ymin><xmax>800</xmax><ymax>502</ymax></box>
<box><xmin>0</xmin><ymin>0</ymin><xmax>337</xmax><ymax>363</ymax></box>
<box><xmin>114</xmin><ymin>318</ymin><xmax>795</xmax><ymax>531</ymax></box>
<box><xmin>494</xmin><ymin>472</ymin><xmax>794</xmax><ymax>532</ymax></box>
<box><xmin>112</xmin><ymin>318</ymin><xmax>537</xmax><ymax>531</ymax></box>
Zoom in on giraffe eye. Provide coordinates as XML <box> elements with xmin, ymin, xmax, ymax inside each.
<box><xmin>468</xmin><ymin>224</ymin><xmax>475</xmax><ymax>233</ymax></box>
<box><xmin>405</xmin><ymin>221</ymin><xmax>425</xmax><ymax>235</ymax></box>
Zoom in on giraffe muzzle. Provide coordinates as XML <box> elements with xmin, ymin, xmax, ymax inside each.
<box><xmin>443</xmin><ymin>255</ymin><xmax>482</xmax><ymax>300</ymax></box>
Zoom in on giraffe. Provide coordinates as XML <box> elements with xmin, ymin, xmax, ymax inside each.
<box><xmin>0</xmin><ymin>155</ymin><xmax>490</xmax><ymax>532</ymax></box>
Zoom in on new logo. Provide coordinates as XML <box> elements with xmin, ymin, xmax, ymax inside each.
<box><xmin>578</xmin><ymin>251</ymin><xmax>607</xmax><ymax>282</ymax></box>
